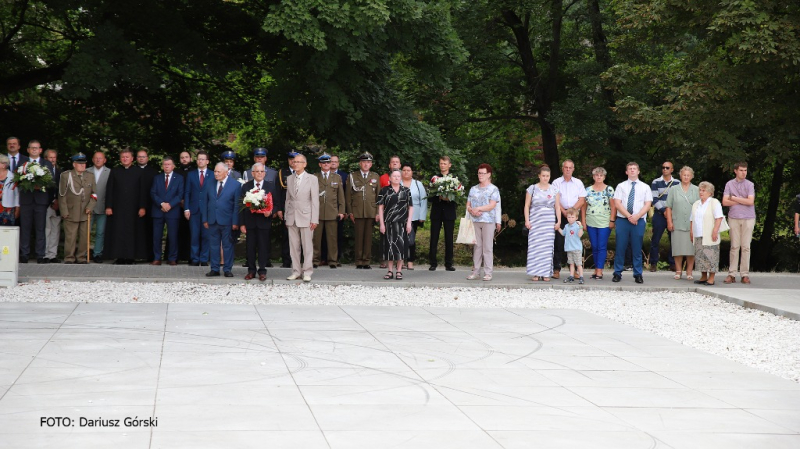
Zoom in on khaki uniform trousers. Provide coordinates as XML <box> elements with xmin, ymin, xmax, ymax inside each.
<box><xmin>353</xmin><ymin>218</ymin><xmax>375</xmax><ymax>266</ymax></box>
<box><xmin>63</xmin><ymin>219</ymin><xmax>88</xmax><ymax>263</ymax></box>
<box><xmin>313</xmin><ymin>219</ymin><xmax>338</xmax><ymax>265</ymax></box>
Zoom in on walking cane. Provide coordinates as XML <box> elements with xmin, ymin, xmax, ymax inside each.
<box><xmin>87</xmin><ymin>212</ymin><xmax>92</xmax><ymax>264</ymax></box>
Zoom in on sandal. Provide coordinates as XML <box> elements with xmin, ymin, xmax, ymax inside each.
<box><xmin>674</xmin><ymin>272</ymin><xmax>682</xmax><ymax>280</ymax></box>
<box><xmin>384</xmin><ymin>271</ymin><xmax>394</xmax><ymax>280</ymax></box>
<box><xmin>687</xmin><ymin>273</ymin><xmax>694</xmax><ymax>281</ymax></box>
<box><xmin>482</xmin><ymin>275</ymin><xmax>492</xmax><ymax>281</ymax></box>
<box><xmin>531</xmin><ymin>276</ymin><xmax>540</xmax><ymax>281</ymax></box>
<box><xmin>468</xmin><ymin>273</ymin><xmax>480</xmax><ymax>280</ymax></box>
<box><xmin>395</xmin><ymin>271</ymin><xmax>403</xmax><ymax>280</ymax></box>
<box><xmin>542</xmin><ymin>277</ymin><xmax>551</xmax><ymax>282</ymax></box>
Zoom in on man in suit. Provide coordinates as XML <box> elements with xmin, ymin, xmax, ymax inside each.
<box><xmin>184</xmin><ymin>150</ymin><xmax>212</xmax><ymax>266</ymax></box>
<box><xmin>86</xmin><ymin>151</ymin><xmax>110</xmax><ymax>263</ymax></box>
<box><xmin>201</xmin><ymin>162</ymin><xmax>241</xmax><ymax>277</ymax></box>
<box><xmin>5</xmin><ymin>136</ymin><xmax>28</xmax><ymax>174</ymax></box>
<box><xmin>429</xmin><ymin>155</ymin><xmax>457</xmax><ymax>271</ymax></box>
<box><xmin>313</xmin><ymin>153</ymin><xmax>345</xmax><ymax>269</ymax></box>
<box><xmin>346</xmin><ymin>152</ymin><xmax>381</xmax><ymax>269</ymax></box>
<box><xmin>175</xmin><ymin>150</ymin><xmax>194</xmax><ymax>262</ymax></box>
<box><xmin>43</xmin><ymin>149</ymin><xmax>62</xmax><ymax>263</ymax></box>
<box><xmin>239</xmin><ymin>162</ymin><xmax>280</xmax><ymax>280</ymax></box>
<box><xmin>285</xmin><ymin>154</ymin><xmax>319</xmax><ymax>281</ymax></box>
<box><xmin>18</xmin><ymin>140</ymin><xmax>55</xmax><ymax>263</ymax></box>
<box><xmin>150</xmin><ymin>156</ymin><xmax>185</xmax><ymax>265</ymax></box>
<box><xmin>57</xmin><ymin>153</ymin><xmax>96</xmax><ymax>264</ymax></box>
<box><xmin>277</xmin><ymin>151</ymin><xmax>297</xmax><ymax>268</ymax></box>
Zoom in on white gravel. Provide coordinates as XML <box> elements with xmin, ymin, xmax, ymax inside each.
<box><xmin>2</xmin><ymin>281</ymin><xmax>799</xmax><ymax>383</ymax></box>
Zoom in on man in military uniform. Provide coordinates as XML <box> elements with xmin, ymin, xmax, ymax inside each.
<box><xmin>313</xmin><ymin>153</ymin><xmax>345</xmax><ymax>268</ymax></box>
<box><xmin>277</xmin><ymin>151</ymin><xmax>297</xmax><ymax>268</ymax></box>
<box><xmin>346</xmin><ymin>152</ymin><xmax>380</xmax><ymax>269</ymax></box>
<box><xmin>222</xmin><ymin>150</ymin><xmax>242</xmax><ymax>180</ymax></box>
<box><xmin>58</xmin><ymin>153</ymin><xmax>97</xmax><ymax>264</ymax></box>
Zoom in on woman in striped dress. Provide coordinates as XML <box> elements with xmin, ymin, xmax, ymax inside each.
<box><xmin>524</xmin><ymin>165</ymin><xmax>561</xmax><ymax>281</ymax></box>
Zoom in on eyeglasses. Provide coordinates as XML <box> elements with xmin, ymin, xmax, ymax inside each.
<box><xmin>662</xmin><ymin>166</ymin><xmax>672</xmax><ymax>170</ymax></box>
<box><xmin>477</xmin><ymin>172</ymin><xmax>489</xmax><ymax>175</ymax></box>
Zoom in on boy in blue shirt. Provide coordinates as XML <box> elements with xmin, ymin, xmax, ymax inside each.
<box><xmin>559</xmin><ymin>208</ymin><xmax>585</xmax><ymax>284</ymax></box>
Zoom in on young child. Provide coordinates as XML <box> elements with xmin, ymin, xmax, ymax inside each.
<box><xmin>559</xmin><ymin>208</ymin><xmax>585</xmax><ymax>284</ymax></box>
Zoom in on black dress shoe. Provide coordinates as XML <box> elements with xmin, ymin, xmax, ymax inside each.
<box><xmin>200</xmin><ymin>262</ymin><xmax>209</xmax><ymax>266</ymax></box>
<box><xmin>189</xmin><ymin>262</ymin><xmax>200</xmax><ymax>266</ymax></box>
<box><xmin>612</xmin><ymin>274</ymin><xmax>622</xmax><ymax>282</ymax></box>
<box><xmin>50</xmin><ymin>258</ymin><xmax>62</xmax><ymax>264</ymax></box>
<box><xmin>313</xmin><ymin>264</ymin><xmax>318</xmax><ymax>269</ymax></box>
<box><xmin>429</xmin><ymin>266</ymin><xmax>437</xmax><ymax>271</ymax></box>
<box><xmin>19</xmin><ymin>256</ymin><xmax>28</xmax><ymax>263</ymax></box>
<box><xmin>224</xmin><ymin>271</ymin><xmax>234</xmax><ymax>277</ymax></box>
<box><xmin>356</xmin><ymin>265</ymin><xmax>363</xmax><ymax>269</ymax></box>
<box><xmin>363</xmin><ymin>265</ymin><xmax>372</xmax><ymax>269</ymax></box>
<box><xmin>37</xmin><ymin>258</ymin><xmax>48</xmax><ymax>264</ymax></box>
<box><xmin>91</xmin><ymin>256</ymin><xmax>101</xmax><ymax>263</ymax></box>
<box><xmin>205</xmin><ymin>271</ymin><xmax>220</xmax><ymax>277</ymax></box>
<box><xmin>445</xmin><ymin>266</ymin><xmax>455</xmax><ymax>271</ymax></box>
<box><xmin>329</xmin><ymin>265</ymin><xmax>337</xmax><ymax>269</ymax></box>
<box><xmin>634</xmin><ymin>275</ymin><xmax>644</xmax><ymax>284</ymax></box>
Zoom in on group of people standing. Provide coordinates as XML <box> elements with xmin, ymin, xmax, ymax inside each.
<box><xmin>521</xmin><ymin>159</ymin><xmax>758</xmax><ymax>285</ymax></box>
<box><xmin>1</xmin><ymin>135</ymin><xmax>767</xmax><ymax>285</ymax></box>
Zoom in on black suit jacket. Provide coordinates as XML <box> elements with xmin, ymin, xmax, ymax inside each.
<box><xmin>18</xmin><ymin>158</ymin><xmax>55</xmax><ymax>206</ymax></box>
<box><xmin>429</xmin><ymin>173</ymin><xmax>457</xmax><ymax>221</ymax></box>
<box><xmin>239</xmin><ymin>179</ymin><xmax>279</xmax><ymax>229</ymax></box>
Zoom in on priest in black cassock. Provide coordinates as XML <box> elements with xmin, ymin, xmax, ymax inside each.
<box><xmin>105</xmin><ymin>149</ymin><xmax>150</xmax><ymax>264</ymax></box>
<box><xmin>136</xmin><ymin>149</ymin><xmax>159</xmax><ymax>262</ymax></box>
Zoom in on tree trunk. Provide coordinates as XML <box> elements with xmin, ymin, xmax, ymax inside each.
<box><xmin>502</xmin><ymin>4</ymin><xmax>563</xmax><ymax>175</ymax></box>
<box><xmin>586</xmin><ymin>0</ymin><xmax>624</xmax><ymax>155</ymax></box>
<box><xmin>755</xmin><ymin>161</ymin><xmax>784</xmax><ymax>270</ymax></box>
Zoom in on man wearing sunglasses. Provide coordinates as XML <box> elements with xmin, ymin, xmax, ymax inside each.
<box><xmin>649</xmin><ymin>161</ymin><xmax>677</xmax><ymax>272</ymax></box>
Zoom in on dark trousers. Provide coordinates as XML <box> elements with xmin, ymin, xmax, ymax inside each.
<box><xmin>429</xmin><ymin>217</ymin><xmax>454</xmax><ymax>268</ymax></box>
<box><xmin>209</xmin><ymin>223</ymin><xmax>234</xmax><ymax>273</ymax></box>
<box><xmin>321</xmin><ymin>218</ymin><xmax>344</xmax><ymax>262</ymax></box>
<box><xmin>153</xmin><ymin>217</ymin><xmax>179</xmax><ymax>261</ymax></box>
<box><xmin>19</xmin><ymin>204</ymin><xmax>47</xmax><ymax>258</ymax></box>
<box><xmin>408</xmin><ymin>221</ymin><xmax>421</xmax><ymax>262</ymax></box>
<box><xmin>614</xmin><ymin>218</ymin><xmax>646</xmax><ymax>277</ymax></box>
<box><xmin>246</xmin><ymin>227</ymin><xmax>270</xmax><ymax>275</ymax></box>
<box><xmin>649</xmin><ymin>211</ymin><xmax>675</xmax><ymax>266</ymax></box>
<box><xmin>189</xmin><ymin>214</ymin><xmax>209</xmax><ymax>263</ymax></box>
<box><xmin>553</xmin><ymin>213</ymin><xmax>568</xmax><ymax>271</ymax></box>
<box><xmin>281</xmin><ymin>224</ymin><xmax>291</xmax><ymax>264</ymax></box>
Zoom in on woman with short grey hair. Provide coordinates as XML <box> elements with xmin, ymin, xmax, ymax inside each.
<box><xmin>581</xmin><ymin>166</ymin><xmax>616</xmax><ymax>279</ymax></box>
<box><xmin>666</xmin><ymin>166</ymin><xmax>700</xmax><ymax>280</ymax></box>
<box><xmin>690</xmin><ymin>181</ymin><xmax>725</xmax><ymax>285</ymax></box>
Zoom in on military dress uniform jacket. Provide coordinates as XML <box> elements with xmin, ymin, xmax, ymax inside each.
<box><xmin>346</xmin><ymin>171</ymin><xmax>380</xmax><ymax>218</ymax></box>
<box><xmin>315</xmin><ymin>172</ymin><xmax>345</xmax><ymax>220</ymax></box>
<box><xmin>58</xmin><ymin>170</ymin><xmax>97</xmax><ymax>222</ymax></box>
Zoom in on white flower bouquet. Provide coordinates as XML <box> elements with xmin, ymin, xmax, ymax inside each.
<box><xmin>241</xmin><ymin>186</ymin><xmax>273</xmax><ymax>216</ymax></box>
<box><xmin>427</xmin><ymin>174</ymin><xmax>465</xmax><ymax>202</ymax></box>
<box><xmin>12</xmin><ymin>161</ymin><xmax>54</xmax><ymax>193</ymax></box>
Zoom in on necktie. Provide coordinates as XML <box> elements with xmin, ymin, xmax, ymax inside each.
<box><xmin>256</xmin><ymin>182</ymin><xmax>261</xmax><ymax>190</ymax></box>
<box><xmin>10</xmin><ymin>156</ymin><xmax>16</xmax><ymax>173</ymax></box>
<box><xmin>363</xmin><ymin>173</ymin><xmax>366</xmax><ymax>179</ymax></box>
<box><xmin>324</xmin><ymin>173</ymin><xmax>328</xmax><ymax>181</ymax></box>
<box><xmin>165</xmin><ymin>174</ymin><xmax>169</xmax><ymax>190</ymax></box>
<box><xmin>200</xmin><ymin>170</ymin><xmax>205</xmax><ymax>187</ymax></box>
<box><xmin>217</xmin><ymin>182</ymin><xmax>223</xmax><ymax>197</ymax></box>
<box><xmin>627</xmin><ymin>181</ymin><xmax>636</xmax><ymax>214</ymax></box>
<box><xmin>295</xmin><ymin>175</ymin><xmax>300</xmax><ymax>195</ymax></box>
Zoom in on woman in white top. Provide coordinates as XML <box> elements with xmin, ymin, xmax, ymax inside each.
<box><xmin>0</xmin><ymin>155</ymin><xmax>20</xmax><ymax>225</ymax></box>
<box><xmin>690</xmin><ymin>181</ymin><xmax>725</xmax><ymax>286</ymax></box>
<box><xmin>401</xmin><ymin>163</ymin><xmax>427</xmax><ymax>270</ymax></box>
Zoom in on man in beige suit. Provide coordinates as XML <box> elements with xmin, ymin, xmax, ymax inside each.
<box><xmin>285</xmin><ymin>154</ymin><xmax>319</xmax><ymax>281</ymax></box>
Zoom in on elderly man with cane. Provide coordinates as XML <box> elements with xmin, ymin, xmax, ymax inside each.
<box><xmin>58</xmin><ymin>153</ymin><xmax>97</xmax><ymax>264</ymax></box>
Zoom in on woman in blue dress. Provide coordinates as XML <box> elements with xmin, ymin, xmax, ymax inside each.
<box><xmin>524</xmin><ymin>165</ymin><xmax>560</xmax><ymax>281</ymax></box>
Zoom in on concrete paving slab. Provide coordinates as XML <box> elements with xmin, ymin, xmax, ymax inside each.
<box><xmin>1</xmin><ymin>303</ymin><xmax>799</xmax><ymax>448</ymax></box>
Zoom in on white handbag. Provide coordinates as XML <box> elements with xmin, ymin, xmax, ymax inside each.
<box><xmin>456</xmin><ymin>210</ymin><xmax>476</xmax><ymax>245</ymax></box>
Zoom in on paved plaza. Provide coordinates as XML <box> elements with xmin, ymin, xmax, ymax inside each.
<box><xmin>1</xmin><ymin>265</ymin><xmax>799</xmax><ymax>448</ymax></box>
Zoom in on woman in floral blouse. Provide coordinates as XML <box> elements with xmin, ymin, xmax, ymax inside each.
<box><xmin>581</xmin><ymin>167</ymin><xmax>616</xmax><ymax>279</ymax></box>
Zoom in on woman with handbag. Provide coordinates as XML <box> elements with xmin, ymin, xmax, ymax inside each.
<box><xmin>401</xmin><ymin>163</ymin><xmax>427</xmax><ymax>270</ymax></box>
<box><xmin>665</xmin><ymin>166</ymin><xmax>700</xmax><ymax>280</ymax></box>
<box><xmin>525</xmin><ymin>165</ymin><xmax>560</xmax><ymax>281</ymax></box>
<box><xmin>466</xmin><ymin>164</ymin><xmax>500</xmax><ymax>281</ymax></box>
<box><xmin>690</xmin><ymin>181</ymin><xmax>726</xmax><ymax>286</ymax></box>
